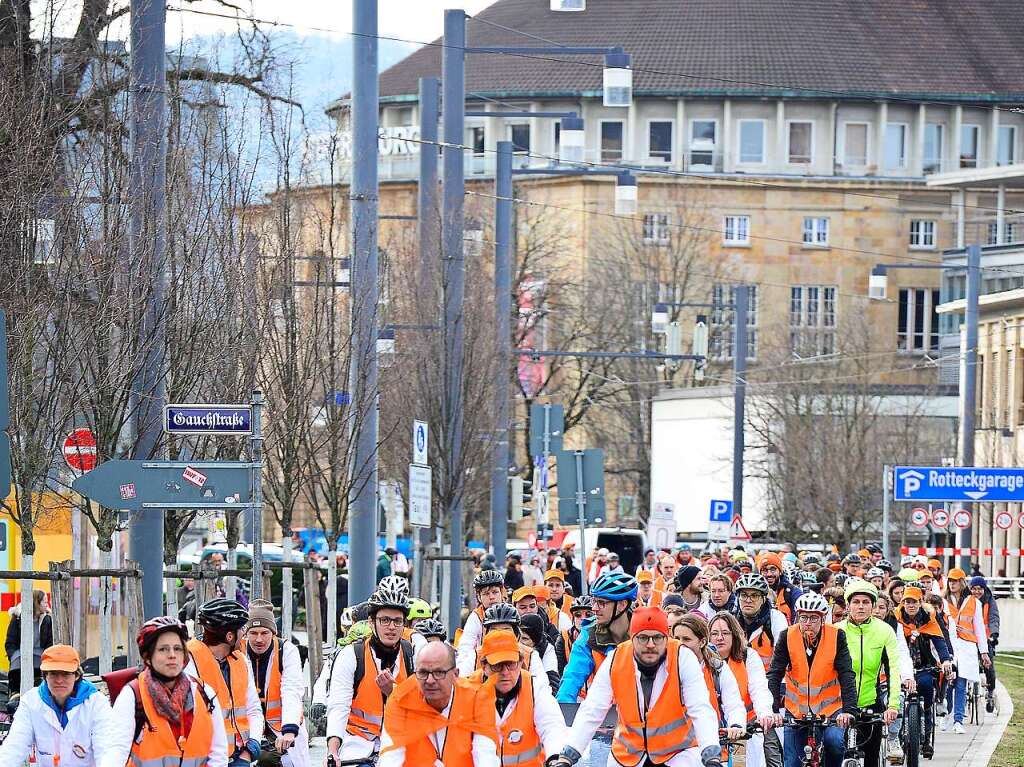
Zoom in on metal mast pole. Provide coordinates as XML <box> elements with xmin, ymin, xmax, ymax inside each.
<box><xmin>490</xmin><ymin>142</ymin><xmax>513</xmax><ymax>563</ymax></box>
<box><xmin>128</xmin><ymin>0</ymin><xmax>167</xmax><ymax>617</ymax></box>
<box><xmin>732</xmin><ymin>285</ymin><xmax>748</xmax><ymax>518</ymax></box>
<box><xmin>347</xmin><ymin>0</ymin><xmax>380</xmax><ymax>604</ymax></box>
<box><xmin>959</xmin><ymin>244</ymin><xmax>981</xmax><ymax>570</ymax></box>
<box><xmin>413</xmin><ymin>76</ymin><xmax>440</xmax><ymax>596</ymax></box>
<box><xmin>442</xmin><ymin>9</ymin><xmax>466</xmax><ymax>632</ymax></box>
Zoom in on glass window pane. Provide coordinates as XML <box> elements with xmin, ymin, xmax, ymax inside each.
<box><xmin>789</xmin><ymin>122</ymin><xmax>812</xmax><ymax>163</ymax></box>
<box><xmin>998</xmin><ymin>126</ymin><xmax>1016</xmax><ymax>166</ymax></box>
<box><xmin>961</xmin><ymin>125</ymin><xmax>979</xmax><ymax>168</ymax></box>
<box><xmin>510</xmin><ymin>124</ymin><xmax>530</xmax><ymax>153</ymax></box>
<box><xmin>739</xmin><ymin>121</ymin><xmax>765</xmax><ymax>163</ymax></box>
<box><xmin>690</xmin><ymin>120</ymin><xmax>716</xmax><ymax>166</ymax></box>
<box><xmin>924</xmin><ymin>124</ymin><xmax>943</xmax><ymax>173</ymax></box>
<box><xmin>649</xmin><ymin>121</ymin><xmax>673</xmax><ymax>161</ymax></box>
<box><xmin>844</xmin><ymin>124</ymin><xmax>868</xmax><ymax>165</ymax></box>
<box><xmin>601</xmin><ymin>121</ymin><xmax>623</xmax><ymax>162</ymax></box>
<box><xmin>885</xmin><ymin>123</ymin><xmax>906</xmax><ymax>169</ymax></box>
<box><xmin>898</xmin><ymin>288</ymin><xmax>909</xmax><ymax>350</ymax></box>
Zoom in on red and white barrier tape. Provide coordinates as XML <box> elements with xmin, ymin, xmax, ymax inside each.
<box><xmin>900</xmin><ymin>546</ymin><xmax>1024</xmax><ymax>557</ymax></box>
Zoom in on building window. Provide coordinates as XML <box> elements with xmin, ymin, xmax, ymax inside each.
<box><xmin>897</xmin><ymin>288</ymin><xmax>940</xmax><ymax>353</ymax></box>
<box><xmin>998</xmin><ymin>125</ymin><xmax>1017</xmax><ymax>166</ymax></box>
<box><xmin>802</xmin><ymin>217</ymin><xmax>829</xmax><ymax>246</ymax></box>
<box><xmin>723</xmin><ymin>215</ymin><xmax>750</xmax><ymax>245</ymax></box>
<box><xmin>552</xmin><ymin>122</ymin><xmax>560</xmax><ymax>161</ymax></box>
<box><xmin>885</xmin><ymin>123</ymin><xmax>908</xmax><ymax>170</ymax></box>
<box><xmin>710</xmin><ymin>284</ymin><xmax>758</xmax><ymax>360</ymax></box>
<box><xmin>909</xmin><ymin>220</ymin><xmax>936</xmax><ymax>249</ymax></box>
<box><xmin>988</xmin><ymin>221</ymin><xmax>1020</xmax><ymax>245</ymax></box>
<box><xmin>509</xmin><ymin>124</ymin><xmax>530</xmax><ymax>154</ymax></box>
<box><xmin>469</xmin><ymin>126</ymin><xmax>485</xmax><ymax>156</ymax></box>
<box><xmin>29</xmin><ymin>218</ymin><xmax>55</xmax><ymax>264</ymax></box>
<box><xmin>738</xmin><ymin>120</ymin><xmax>765</xmax><ymax>164</ymax></box>
<box><xmin>648</xmin><ymin>121</ymin><xmax>673</xmax><ymax>163</ymax></box>
<box><xmin>960</xmin><ymin>124</ymin><xmax>980</xmax><ymax>168</ymax></box>
<box><xmin>689</xmin><ymin>119</ymin><xmax>717</xmax><ymax>168</ymax></box>
<box><xmin>842</xmin><ymin>123</ymin><xmax>869</xmax><ymax>166</ymax></box>
<box><xmin>787</xmin><ymin>121</ymin><xmax>813</xmax><ymax>164</ymax></box>
<box><xmin>601</xmin><ymin>121</ymin><xmax>624</xmax><ymax>162</ymax></box>
<box><xmin>790</xmin><ymin>285</ymin><xmax>837</xmax><ymax>356</ymax></box>
<box><xmin>642</xmin><ymin>213</ymin><xmax>670</xmax><ymax>246</ymax></box>
<box><xmin>924</xmin><ymin>123</ymin><xmax>944</xmax><ymax>174</ymax></box>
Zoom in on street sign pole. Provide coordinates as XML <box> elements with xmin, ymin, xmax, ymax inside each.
<box><xmin>574</xmin><ymin>451</ymin><xmax>589</xmax><ymax>596</ymax></box>
<box><xmin>882</xmin><ymin>464</ymin><xmax>891</xmax><ymax>560</ymax></box>
<box><xmin>250</xmin><ymin>390</ymin><xmax>265</xmax><ymax>601</ymax></box>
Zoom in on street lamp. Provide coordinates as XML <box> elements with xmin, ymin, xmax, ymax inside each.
<box><xmin>559</xmin><ymin>116</ymin><xmax>585</xmax><ymax>164</ymax></box>
<box><xmin>551</xmin><ymin>0</ymin><xmax>585</xmax><ymax>10</ymax></box>
<box><xmin>615</xmin><ymin>172</ymin><xmax>638</xmax><ymax>215</ymax></box>
<box><xmin>603</xmin><ymin>52</ymin><xmax>633</xmax><ymax>107</ymax></box>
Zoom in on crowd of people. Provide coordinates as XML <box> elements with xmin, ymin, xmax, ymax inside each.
<box><xmin>0</xmin><ymin>542</ymin><xmax>1004</xmax><ymax>767</ymax></box>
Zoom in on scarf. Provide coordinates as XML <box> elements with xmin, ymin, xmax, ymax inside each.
<box><xmin>736</xmin><ymin>600</ymin><xmax>773</xmax><ymax>643</ymax></box>
<box><xmin>143</xmin><ymin>668</ymin><xmax>193</xmax><ymax>728</ymax></box>
<box><xmin>894</xmin><ymin>606</ymin><xmax>944</xmax><ymax>639</ymax></box>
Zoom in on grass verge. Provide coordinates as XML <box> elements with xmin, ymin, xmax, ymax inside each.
<box><xmin>989</xmin><ymin>650</ymin><xmax>1024</xmax><ymax>767</ymax></box>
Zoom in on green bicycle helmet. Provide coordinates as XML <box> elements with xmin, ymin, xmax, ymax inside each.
<box><xmin>407</xmin><ymin>598</ymin><xmax>432</xmax><ymax>621</ymax></box>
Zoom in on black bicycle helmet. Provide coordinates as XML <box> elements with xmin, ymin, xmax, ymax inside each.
<box><xmin>367</xmin><ymin>584</ymin><xmax>410</xmax><ymax>615</ymax></box>
<box><xmin>483</xmin><ymin>602</ymin><xmax>521</xmax><ymax>627</ymax></box>
<box><xmin>876</xmin><ymin>559</ymin><xmax>893</xmax><ymax>573</ymax></box>
<box><xmin>842</xmin><ymin>553</ymin><xmax>861</xmax><ymax>566</ymax></box>
<box><xmin>137</xmin><ymin>616</ymin><xmax>189</xmax><ymax>656</ymax></box>
<box><xmin>474</xmin><ymin>569</ymin><xmax>505</xmax><ymax>590</ymax></box>
<box><xmin>569</xmin><ymin>595</ymin><xmax>594</xmax><ymax>613</ymax></box>
<box><xmin>415</xmin><ymin>618</ymin><xmax>447</xmax><ymax>640</ymax></box>
<box><xmin>197</xmin><ymin>598</ymin><xmax>249</xmax><ymax>631</ymax></box>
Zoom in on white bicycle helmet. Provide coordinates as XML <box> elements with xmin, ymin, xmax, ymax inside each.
<box><xmin>794</xmin><ymin>591</ymin><xmax>830</xmax><ymax>614</ymax></box>
<box><xmin>735</xmin><ymin>573</ymin><xmax>770</xmax><ymax>595</ymax></box>
<box><xmin>379</xmin><ymin>575</ymin><xmax>410</xmax><ymax>596</ymax></box>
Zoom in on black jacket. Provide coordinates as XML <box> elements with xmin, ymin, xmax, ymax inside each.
<box><xmin>4</xmin><ymin>609</ymin><xmax>53</xmax><ymax>664</ymax></box>
<box><xmin>766</xmin><ymin>626</ymin><xmax>859</xmax><ymax>714</ymax></box>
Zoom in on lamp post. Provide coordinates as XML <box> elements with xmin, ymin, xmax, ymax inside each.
<box><xmin>869</xmin><ymin>243</ymin><xmax>981</xmax><ymax>569</ymax></box>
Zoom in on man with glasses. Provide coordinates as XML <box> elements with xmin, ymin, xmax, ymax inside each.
<box><xmin>733</xmin><ymin>574</ymin><xmax>788</xmax><ymax>670</ymax></box>
<box><xmin>767</xmin><ymin>592</ymin><xmax>858</xmax><ymax>767</ymax></box>
<box><xmin>551</xmin><ymin>607</ymin><xmax>721</xmax><ymax>767</ymax></box>
<box><xmin>478</xmin><ymin>630</ymin><xmax>566</xmax><ymax>766</ymax></box>
<box><xmin>326</xmin><ymin>585</ymin><xmax>415</xmax><ymax>766</ymax></box>
<box><xmin>379</xmin><ymin>642</ymin><xmax>499</xmax><ymax>766</ymax></box>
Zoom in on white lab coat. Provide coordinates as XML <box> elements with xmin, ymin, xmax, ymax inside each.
<box><xmin>739</xmin><ymin>647</ymin><xmax>774</xmax><ymax>767</ymax></box>
<box><xmin>704</xmin><ymin>659</ymin><xmax>747</xmax><ymax>729</ymax></box>
<box><xmin>456</xmin><ymin>610</ymin><xmax>486</xmax><ymax>675</ymax></box>
<box><xmin>183</xmin><ymin>651</ymin><xmax>264</xmax><ymax>750</ymax></box>
<box><xmin>256</xmin><ymin>640</ymin><xmax>310</xmax><ymax>767</ymax></box>
<box><xmin>565</xmin><ymin>644</ymin><xmax>720</xmax><ymax>767</ymax></box>
<box><xmin>945</xmin><ymin>598</ymin><xmax>988</xmax><ymax>682</ymax></box>
<box><xmin>105</xmin><ymin>677</ymin><xmax>229</xmax><ymax>767</ymax></box>
<box><xmin>377</xmin><ymin>687</ymin><xmax>500</xmax><ymax>767</ymax></box>
<box><xmin>495</xmin><ymin>671</ymin><xmax>567</xmax><ymax>760</ymax></box>
<box><xmin>0</xmin><ymin>684</ymin><xmax>114</xmax><ymax>767</ymax></box>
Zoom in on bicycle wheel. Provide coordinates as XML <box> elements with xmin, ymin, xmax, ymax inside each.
<box><xmin>973</xmin><ymin>682</ymin><xmax>986</xmax><ymax>726</ymax></box>
<box><xmin>905</xmin><ymin>701</ymin><xmax>921</xmax><ymax>767</ymax></box>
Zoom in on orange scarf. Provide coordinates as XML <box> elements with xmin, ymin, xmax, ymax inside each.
<box><xmin>381</xmin><ymin>676</ymin><xmax>497</xmax><ymax>757</ymax></box>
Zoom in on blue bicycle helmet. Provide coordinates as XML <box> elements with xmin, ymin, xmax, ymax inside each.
<box><xmin>590</xmin><ymin>571</ymin><xmax>638</xmax><ymax>601</ymax></box>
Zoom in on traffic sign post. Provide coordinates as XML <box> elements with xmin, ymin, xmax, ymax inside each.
<box><xmin>648</xmin><ymin>503</ymin><xmax>676</xmax><ymax>550</ymax></box>
<box><xmin>63</xmin><ymin>428</ymin><xmax>97</xmax><ymax>473</ymax></box>
<box><xmin>995</xmin><ymin>510</ymin><xmax>1013</xmax><ymax>530</ymax></box>
<box><xmin>413</xmin><ymin>420</ymin><xmax>428</xmax><ymax>465</ymax></box>
<box><xmin>894</xmin><ymin>466</ymin><xmax>1024</xmax><ymax>502</ymax></box>
<box><xmin>953</xmin><ymin>509</ymin><xmax>971</xmax><ymax>529</ymax></box>
<box><xmin>408</xmin><ymin>464</ymin><xmax>432</xmax><ymax>527</ymax></box>
<box><xmin>910</xmin><ymin>508</ymin><xmax>930</xmax><ymax>527</ymax></box>
<box><xmin>529</xmin><ymin>404</ymin><xmax>564</xmax><ymax>457</ymax></box>
<box><xmin>72</xmin><ymin>459</ymin><xmax>252</xmax><ymax>511</ymax></box>
<box><xmin>556</xmin><ymin>448</ymin><xmax>604</xmax><ymax>596</ymax></box>
<box><xmin>728</xmin><ymin>515</ymin><xmax>751</xmax><ymax>542</ymax></box>
<box><xmin>931</xmin><ymin>508</ymin><xmax>950</xmax><ymax>528</ymax></box>
<box><xmin>164</xmin><ymin>404</ymin><xmax>253</xmax><ymax>435</ymax></box>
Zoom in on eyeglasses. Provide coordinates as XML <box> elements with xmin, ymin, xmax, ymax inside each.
<box><xmin>633</xmin><ymin>634</ymin><xmax>667</xmax><ymax>646</ymax></box>
<box><xmin>738</xmin><ymin>592</ymin><xmax>762</xmax><ymax>601</ymax></box>
<box><xmin>591</xmin><ymin>598</ymin><xmax>611</xmax><ymax>609</ymax></box>
<box><xmin>797</xmin><ymin>614</ymin><xmax>824</xmax><ymax>624</ymax></box>
<box><xmin>415</xmin><ymin>667</ymin><xmax>455</xmax><ymax>681</ymax></box>
<box><xmin>375</xmin><ymin>616</ymin><xmax>404</xmax><ymax>627</ymax></box>
<box><xmin>487</xmin><ymin>661</ymin><xmax>520</xmax><ymax>674</ymax></box>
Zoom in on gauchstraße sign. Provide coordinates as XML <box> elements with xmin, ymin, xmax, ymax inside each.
<box><xmin>164</xmin><ymin>404</ymin><xmax>252</xmax><ymax>435</ymax></box>
<box><xmin>894</xmin><ymin>466</ymin><xmax>1024</xmax><ymax>503</ymax></box>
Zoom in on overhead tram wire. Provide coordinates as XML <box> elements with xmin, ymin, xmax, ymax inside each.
<box><xmin>168</xmin><ymin>4</ymin><xmax>1024</xmax><ymax>218</ymax></box>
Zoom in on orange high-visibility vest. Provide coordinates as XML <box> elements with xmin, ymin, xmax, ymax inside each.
<box><xmin>775</xmin><ymin>591</ymin><xmax>792</xmax><ymax>623</ymax></box>
<box><xmin>947</xmin><ymin>595</ymin><xmax>979</xmax><ymax>643</ymax></box>
<box><xmin>380</xmin><ymin>676</ymin><xmax>498</xmax><ymax>765</ymax></box>
<box><xmin>783</xmin><ymin>625</ymin><xmax>842</xmax><ymax>718</ymax></box>
<box><xmin>559</xmin><ymin>630</ymin><xmax>575</xmax><ymax>666</ymax></box>
<box><xmin>561</xmin><ymin>595</ymin><xmax>574</xmax><ymax>617</ymax></box>
<box><xmin>750</xmin><ymin>629</ymin><xmax>774</xmax><ymax>670</ymax></box>
<box><xmin>347</xmin><ymin>638</ymin><xmax>411</xmax><ymax>740</ymax></box>
<box><xmin>497</xmin><ymin>671</ymin><xmax>544</xmax><ymax>767</ymax></box>
<box><xmin>610</xmin><ymin>639</ymin><xmax>697</xmax><ymax>765</ymax></box>
<box><xmin>187</xmin><ymin>638</ymin><xmax>251</xmax><ymax>748</ymax></box>
<box><xmin>727</xmin><ymin>657</ymin><xmax>756</xmax><ymax>724</ymax></box>
<box><xmin>130</xmin><ymin>671</ymin><xmax>215</xmax><ymax>767</ymax></box>
<box><xmin>242</xmin><ymin>637</ymin><xmax>283</xmax><ymax>733</ymax></box>
<box><xmin>402</xmin><ymin>627</ymin><xmax>414</xmax><ymax>642</ymax></box>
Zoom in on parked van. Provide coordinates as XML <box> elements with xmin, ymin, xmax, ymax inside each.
<box><xmin>560</xmin><ymin>527</ymin><xmax>647</xmax><ymax>577</ymax></box>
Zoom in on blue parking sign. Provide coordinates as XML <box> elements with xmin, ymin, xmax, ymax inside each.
<box><xmin>710</xmin><ymin>499</ymin><xmax>733</xmax><ymax>523</ymax></box>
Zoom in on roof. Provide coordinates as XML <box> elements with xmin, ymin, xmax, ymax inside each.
<box><xmin>926</xmin><ymin>163</ymin><xmax>1024</xmax><ymax>190</ymax></box>
<box><xmin>374</xmin><ymin>0</ymin><xmax>1024</xmax><ymax>104</ymax></box>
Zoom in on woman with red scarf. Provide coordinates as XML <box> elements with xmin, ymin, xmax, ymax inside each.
<box><xmin>106</xmin><ymin>617</ymin><xmax>228</xmax><ymax>767</ymax></box>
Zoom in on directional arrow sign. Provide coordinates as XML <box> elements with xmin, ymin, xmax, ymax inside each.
<box><xmin>893</xmin><ymin>466</ymin><xmax>1024</xmax><ymax>503</ymax></box>
<box><xmin>73</xmin><ymin>460</ymin><xmax>252</xmax><ymax>511</ymax></box>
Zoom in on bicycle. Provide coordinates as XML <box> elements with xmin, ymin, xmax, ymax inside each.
<box><xmin>718</xmin><ymin>722</ymin><xmax>763</xmax><ymax>767</ymax></box>
<box><xmin>966</xmin><ymin>679</ymin><xmax>985</xmax><ymax>726</ymax></box>
<box><xmin>781</xmin><ymin>713</ymin><xmax>841</xmax><ymax>767</ymax></box>
<box><xmin>900</xmin><ymin>668</ymin><xmax>939</xmax><ymax>767</ymax></box>
<box><xmin>843</xmin><ymin>711</ymin><xmax>887</xmax><ymax>767</ymax></box>
<box><xmin>327</xmin><ymin>757</ymin><xmax>379</xmax><ymax>767</ymax></box>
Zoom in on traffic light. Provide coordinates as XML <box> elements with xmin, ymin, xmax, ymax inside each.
<box><xmin>0</xmin><ymin>309</ymin><xmax>9</xmax><ymax>499</ymax></box>
<box><xmin>510</xmin><ymin>476</ymin><xmax>533</xmax><ymax>519</ymax></box>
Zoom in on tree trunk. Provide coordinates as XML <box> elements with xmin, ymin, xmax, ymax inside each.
<box><xmin>99</xmin><ymin>547</ymin><xmax>113</xmax><ymax>675</ymax></box>
<box><xmin>326</xmin><ymin>538</ymin><xmax>337</xmax><ymax>646</ymax></box>
<box><xmin>281</xmin><ymin>534</ymin><xmax>293</xmax><ymax>640</ymax></box>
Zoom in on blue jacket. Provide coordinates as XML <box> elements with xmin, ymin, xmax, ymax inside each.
<box><xmin>38</xmin><ymin>677</ymin><xmax>98</xmax><ymax>728</ymax></box>
<box><xmin>556</xmin><ymin>617</ymin><xmax>618</xmax><ymax>703</ymax></box>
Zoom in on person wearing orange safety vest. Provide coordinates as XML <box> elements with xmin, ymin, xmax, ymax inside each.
<box><xmin>457</xmin><ymin>569</ymin><xmax>508</xmax><ymax>675</ymax></box>
<box><xmin>757</xmin><ymin>553</ymin><xmax>802</xmax><ymax>624</ymax></box>
<box><xmin>478</xmin><ymin>630</ymin><xmax>566</xmax><ymax>766</ymax></box>
<box><xmin>549</xmin><ymin>607</ymin><xmax>721</xmax><ymax>767</ymax></box>
<box><xmin>242</xmin><ymin>600</ymin><xmax>309</xmax><ymax>767</ymax></box>
<box><xmin>942</xmin><ymin>568</ymin><xmax>990</xmax><ymax>733</ymax></box>
<box><xmin>634</xmin><ymin>570</ymin><xmax>664</xmax><ymax>609</ymax></box>
<box><xmin>555</xmin><ymin>596</ymin><xmax>594</xmax><ymax>675</ymax></box>
<box><xmin>379</xmin><ymin>642</ymin><xmax>499</xmax><ymax>766</ymax></box>
<box><xmin>326</xmin><ymin>585</ymin><xmax>414</xmax><ymax>765</ymax></box>
<box><xmin>107</xmin><ymin>616</ymin><xmax>228</xmax><ymax>767</ymax></box>
<box><xmin>654</xmin><ymin>555</ymin><xmax>678</xmax><ymax>593</ymax></box>
<box><xmin>185</xmin><ymin>599</ymin><xmax>263</xmax><ymax>767</ymax></box>
<box><xmin>766</xmin><ymin>592</ymin><xmax>858</xmax><ymax>767</ymax></box>
<box><xmin>543</xmin><ymin>570</ymin><xmax>574</xmax><ymax>631</ymax></box>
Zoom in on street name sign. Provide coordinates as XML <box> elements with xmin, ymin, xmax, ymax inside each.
<box><xmin>164</xmin><ymin>404</ymin><xmax>252</xmax><ymax>435</ymax></box>
<box><xmin>73</xmin><ymin>459</ymin><xmax>251</xmax><ymax>511</ymax></box>
<box><xmin>894</xmin><ymin>466</ymin><xmax>1024</xmax><ymax>503</ymax></box>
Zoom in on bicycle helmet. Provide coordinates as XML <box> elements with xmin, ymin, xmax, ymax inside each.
<box><xmin>897</xmin><ymin>567</ymin><xmax>920</xmax><ymax>583</ymax></box>
<box><xmin>734</xmin><ymin>573</ymin><xmax>770</xmax><ymax>596</ymax></box>
<box><xmin>782</xmin><ymin>561</ymin><xmax>799</xmax><ymax>582</ymax></box>
<box><xmin>794</xmin><ymin>592</ymin><xmax>829</xmax><ymax>615</ymax></box>
<box><xmin>197</xmin><ymin>598</ymin><xmax>249</xmax><ymax>631</ymax></box>
<box><xmin>831</xmin><ymin>573</ymin><xmax>849</xmax><ymax>588</ymax></box>
<box><xmin>876</xmin><ymin>559</ymin><xmax>893</xmax><ymax>573</ymax></box>
<box><xmin>407</xmin><ymin>598</ymin><xmax>432</xmax><ymax>620</ymax></box>
<box><xmin>590</xmin><ymin>571</ymin><xmax>638</xmax><ymax>601</ymax></box>
<box><xmin>415</xmin><ymin>618</ymin><xmax>447</xmax><ymax>640</ymax></box>
<box><xmin>841</xmin><ymin>553</ymin><xmax>861</xmax><ymax>566</ymax></box>
<box><xmin>866</xmin><ymin>567</ymin><xmax>885</xmax><ymax>580</ymax></box>
<box><xmin>866</xmin><ymin>543</ymin><xmax>882</xmax><ymax>555</ymax></box>
<box><xmin>569</xmin><ymin>595</ymin><xmax>594</xmax><ymax>613</ymax></box>
<box><xmin>350</xmin><ymin>601</ymin><xmax>371</xmax><ymax>623</ymax></box>
<box><xmin>844</xmin><ymin>578</ymin><xmax>879</xmax><ymax>603</ymax></box>
<box><xmin>137</xmin><ymin>616</ymin><xmax>189</xmax><ymax>656</ymax></box>
<box><xmin>483</xmin><ymin>602</ymin><xmax>521</xmax><ymax>627</ymax></box>
<box><xmin>367</xmin><ymin>585</ymin><xmax>410</xmax><ymax>615</ymax></box>
<box><xmin>474</xmin><ymin>569</ymin><xmax>505</xmax><ymax>590</ymax></box>
<box><xmin>379</xmin><ymin>575</ymin><xmax>410</xmax><ymax>596</ymax></box>
<box><xmin>826</xmin><ymin>552</ymin><xmax>841</xmax><ymax>563</ymax></box>
<box><xmin>803</xmin><ymin>553</ymin><xmax>822</xmax><ymax>566</ymax></box>
<box><xmin>800</xmin><ymin>571</ymin><xmax>820</xmax><ymax>588</ymax></box>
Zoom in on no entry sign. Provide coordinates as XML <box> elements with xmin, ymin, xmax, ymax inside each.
<box><xmin>63</xmin><ymin>428</ymin><xmax>97</xmax><ymax>473</ymax></box>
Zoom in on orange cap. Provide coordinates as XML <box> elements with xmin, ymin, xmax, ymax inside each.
<box><xmin>948</xmin><ymin>568</ymin><xmax>967</xmax><ymax>580</ymax></box>
<box><xmin>927</xmin><ymin>559</ymin><xmax>942</xmax><ymax>569</ymax></box>
<box><xmin>534</xmin><ymin>585</ymin><xmax>551</xmax><ymax>602</ymax></box>
<box><xmin>630</xmin><ymin>607</ymin><xmax>669</xmax><ymax>637</ymax></box>
<box><xmin>757</xmin><ymin>552</ymin><xmax>783</xmax><ymax>571</ymax></box>
<box><xmin>858</xmin><ymin>549</ymin><xmax>871</xmax><ymax>558</ymax></box>
<box><xmin>40</xmin><ymin>644</ymin><xmax>81</xmax><ymax>673</ymax></box>
<box><xmin>544</xmin><ymin>568</ymin><xmax>565</xmax><ymax>582</ymax></box>
<box><xmin>480</xmin><ymin>630</ymin><xmax>522</xmax><ymax>666</ymax></box>
<box><xmin>636</xmin><ymin>570</ymin><xmax>654</xmax><ymax>584</ymax></box>
<box><xmin>512</xmin><ymin>586</ymin><xmax>535</xmax><ymax>603</ymax></box>
<box><xmin>828</xmin><ymin>562</ymin><xmax>843</xmax><ymax>572</ymax></box>
<box><xmin>903</xmin><ymin>586</ymin><xmax>924</xmax><ymax>601</ymax></box>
